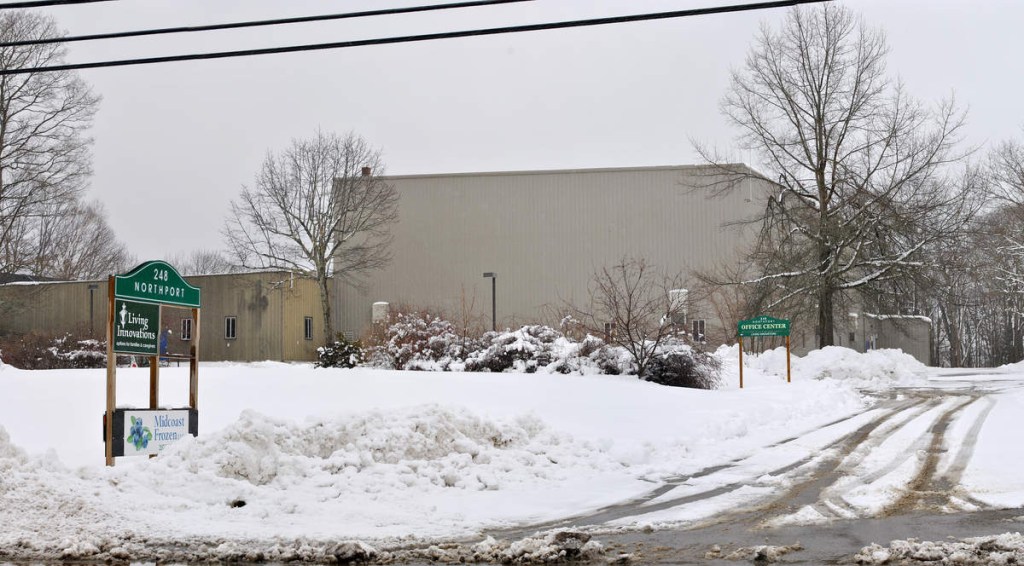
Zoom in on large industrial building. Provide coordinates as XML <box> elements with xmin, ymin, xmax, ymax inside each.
<box><xmin>332</xmin><ymin>164</ymin><xmax>931</xmax><ymax>363</ymax></box>
<box><xmin>0</xmin><ymin>164</ymin><xmax>931</xmax><ymax>364</ymax></box>
<box><xmin>333</xmin><ymin>164</ymin><xmax>766</xmax><ymax>343</ymax></box>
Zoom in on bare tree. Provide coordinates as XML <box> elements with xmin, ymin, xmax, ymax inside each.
<box><xmin>0</xmin><ymin>11</ymin><xmax>100</xmax><ymax>274</ymax></box>
<box><xmin>28</xmin><ymin>199</ymin><xmax>133</xmax><ymax>280</ymax></box>
<box><xmin>697</xmin><ymin>4</ymin><xmax>976</xmax><ymax>348</ymax></box>
<box><xmin>223</xmin><ymin>130</ymin><xmax>398</xmax><ymax>340</ymax></box>
<box><xmin>165</xmin><ymin>249</ymin><xmax>234</xmax><ymax>276</ymax></box>
<box><xmin>988</xmin><ymin>137</ymin><xmax>1024</xmax><ymax>206</ymax></box>
<box><xmin>566</xmin><ymin>257</ymin><xmax>685</xmax><ymax>377</ymax></box>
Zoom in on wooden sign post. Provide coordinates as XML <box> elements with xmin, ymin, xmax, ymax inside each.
<box><xmin>737</xmin><ymin>315</ymin><xmax>792</xmax><ymax>389</ymax></box>
<box><xmin>105</xmin><ymin>261</ymin><xmax>201</xmax><ymax>466</ymax></box>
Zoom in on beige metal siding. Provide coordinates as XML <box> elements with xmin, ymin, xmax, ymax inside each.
<box><xmin>0</xmin><ymin>280</ymin><xmax>110</xmax><ymax>339</ymax></box>
<box><xmin>0</xmin><ymin>272</ymin><xmax>327</xmax><ymax>362</ymax></box>
<box><xmin>335</xmin><ymin>165</ymin><xmax>769</xmax><ymax>340</ymax></box>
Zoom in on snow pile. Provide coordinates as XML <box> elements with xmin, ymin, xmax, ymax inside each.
<box><xmin>156</xmin><ymin>405</ymin><xmax>625</xmax><ymax>492</ymax></box>
<box><xmin>473</xmin><ymin>531</ymin><xmax>603</xmax><ymax>563</ymax></box>
<box><xmin>0</xmin><ymin>427</ymin><xmax>123</xmax><ymax>563</ymax></box>
<box><xmin>0</xmin><ymin>405</ymin><xmax>644</xmax><ymax>561</ymax></box>
<box><xmin>799</xmin><ymin>347</ymin><xmax>928</xmax><ymax>388</ymax></box>
<box><xmin>717</xmin><ymin>345</ymin><xmax>928</xmax><ymax>389</ymax></box>
<box><xmin>0</xmin><ymin>426</ymin><xmax>27</xmax><ymax>466</ymax></box>
<box><xmin>704</xmin><ymin>542</ymin><xmax>804</xmax><ymax>562</ymax></box>
<box><xmin>856</xmin><ymin>533</ymin><xmax>1024</xmax><ymax>564</ymax></box>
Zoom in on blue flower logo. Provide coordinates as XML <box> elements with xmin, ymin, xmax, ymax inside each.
<box><xmin>127</xmin><ymin>416</ymin><xmax>153</xmax><ymax>451</ymax></box>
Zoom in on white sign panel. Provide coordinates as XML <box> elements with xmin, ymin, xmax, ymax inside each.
<box><xmin>122</xmin><ymin>409</ymin><xmax>191</xmax><ymax>457</ymax></box>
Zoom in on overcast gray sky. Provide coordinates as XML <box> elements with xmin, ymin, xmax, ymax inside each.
<box><xmin>36</xmin><ymin>0</ymin><xmax>1024</xmax><ymax>263</ymax></box>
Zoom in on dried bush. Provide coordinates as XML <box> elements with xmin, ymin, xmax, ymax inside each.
<box><xmin>641</xmin><ymin>345</ymin><xmax>721</xmax><ymax>389</ymax></box>
<box><xmin>0</xmin><ymin>331</ymin><xmax>108</xmax><ymax>369</ymax></box>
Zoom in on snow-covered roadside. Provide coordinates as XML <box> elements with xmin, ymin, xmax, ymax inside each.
<box><xmin>857</xmin><ymin>533</ymin><xmax>1024</xmax><ymax>565</ymax></box>
<box><xmin>0</xmin><ymin>346</ymin><xmax>957</xmax><ymax>562</ymax></box>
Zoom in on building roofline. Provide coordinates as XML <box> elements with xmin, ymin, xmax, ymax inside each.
<box><xmin>0</xmin><ymin>269</ymin><xmax>323</xmax><ymax>287</ymax></box>
<box><xmin>380</xmin><ymin>163</ymin><xmax>760</xmax><ymax>181</ymax></box>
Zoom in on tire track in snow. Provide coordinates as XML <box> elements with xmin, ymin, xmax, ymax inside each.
<box><xmin>761</xmin><ymin>390</ymin><xmax>991</xmax><ymax>525</ymax></box>
<box><xmin>886</xmin><ymin>394</ymin><xmax>995</xmax><ymax>513</ymax></box>
<box><xmin>740</xmin><ymin>393</ymin><xmax>948</xmax><ymax>526</ymax></box>
<box><xmin>487</xmin><ymin>395</ymin><xmax>928</xmax><ymax>538</ymax></box>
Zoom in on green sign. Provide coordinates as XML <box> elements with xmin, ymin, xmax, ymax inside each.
<box><xmin>113</xmin><ymin>300</ymin><xmax>160</xmax><ymax>355</ymax></box>
<box><xmin>114</xmin><ymin>260</ymin><xmax>200</xmax><ymax>308</ymax></box>
<box><xmin>738</xmin><ymin>315</ymin><xmax>791</xmax><ymax>337</ymax></box>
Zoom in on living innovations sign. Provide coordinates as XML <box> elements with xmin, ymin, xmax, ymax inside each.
<box><xmin>738</xmin><ymin>315</ymin><xmax>791</xmax><ymax>337</ymax></box>
<box><xmin>113</xmin><ymin>300</ymin><xmax>160</xmax><ymax>355</ymax></box>
<box><xmin>111</xmin><ymin>408</ymin><xmax>198</xmax><ymax>457</ymax></box>
<box><xmin>114</xmin><ymin>260</ymin><xmax>201</xmax><ymax>308</ymax></box>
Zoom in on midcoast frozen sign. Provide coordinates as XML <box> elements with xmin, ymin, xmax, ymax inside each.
<box><xmin>109</xmin><ymin>408</ymin><xmax>198</xmax><ymax>457</ymax></box>
<box><xmin>104</xmin><ymin>261</ymin><xmax>202</xmax><ymax>466</ymax></box>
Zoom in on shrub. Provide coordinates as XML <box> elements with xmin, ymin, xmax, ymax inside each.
<box><xmin>0</xmin><ymin>332</ymin><xmax>108</xmax><ymax>369</ymax></box>
<box><xmin>365</xmin><ymin>309</ymin><xmax>476</xmax><ymax>370</ymax></box>
<box><xmin>640</xmin><ymin>346</ymin><xmax>721</xmax><ymax>389</ymax></box>
<box><xmin>316</xmin><ymin>335</ymin><xmax>366</xmax><ymax>368</ymax></box>
<box><xmin>464</xmin><ymin>325</ymin><xmax>565</xmax><ymax>373</ymax></box>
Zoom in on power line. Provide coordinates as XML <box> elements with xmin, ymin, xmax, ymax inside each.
<box><xmin>0</xmin><ymin>0</ymin><xmax>534</xmax><ymax>48</ymax></box>
<box><xmin>0</xmin><ymin>0</ymin><xmax>113</xmax><ymax>8</ymax></box>
<box><xmin>0</xmin><ymin>0</ymin><xmax>830</xmax><ymax>76</ymax></box>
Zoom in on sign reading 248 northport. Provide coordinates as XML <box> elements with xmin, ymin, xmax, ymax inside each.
<box><xmin>114</xmin><ymin>260</ymin><xmax>201</xmax><ymax>308</ymax></box>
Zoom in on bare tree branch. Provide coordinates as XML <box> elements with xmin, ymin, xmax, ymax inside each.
<box><xmin>0</xmin><ymin>11</ymin><xmax>99</xmax><ymax>275</ymax></box>
<box><xmin>564</xmin><ymin>257</ymin><xmax>688</xmax><ymax>376</ymax></box>
<box><xmin>223</xmin><ymin>130</ymin><xmax>399</xmax><ymax>340</ymax></box>
<box><xmin>695</xmin><ymin>4</ymin><xmax>977</xmax><ymax>347</ymax></box>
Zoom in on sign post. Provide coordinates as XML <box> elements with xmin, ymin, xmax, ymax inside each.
<box><xmin>737</xmin><ymin>315</ymin><xmax>792</xmax><ymax>388</ymax></box>
<box><xmin>105</xmin><ymin>261</ymin><xmax>201</xmax><ymax>466</ymax></box>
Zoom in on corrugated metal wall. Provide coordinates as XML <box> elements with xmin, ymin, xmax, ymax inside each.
<box><xmin>335</xmin><ymin>165</ymin><xmax>769</xmax><ymax>341</ymax></box>
<box><xmin>0</xmin><ymin>272</ymin><xmax>326</xmax><ymax>362</ymax></box>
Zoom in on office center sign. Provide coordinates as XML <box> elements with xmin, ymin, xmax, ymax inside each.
<box><xmin>114</xmin><ymin>260</ymin><xmax>201</xmax><ymax>308</ymax></box>
<box><xmin>738</xmin><ymin>315</ymin><xmax>791</xmax><ymax>337</ymax></box>
<box><xmin>113</xmin><ymin>300</ymin><xmax>160</xmax><ymax>355</ymax></box>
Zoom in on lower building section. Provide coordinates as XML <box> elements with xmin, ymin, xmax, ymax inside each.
<box><xmin>0</xmin><ymin>271</ymin><xmax>327</xmax><ymax>363</ymax></box>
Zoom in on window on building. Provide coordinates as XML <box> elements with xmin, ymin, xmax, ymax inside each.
<box><xmin>181</xmin><ymin>318</ymin><xmax>193</xmax><ymax>341</ymax></box>
<box><xmin>849</xmin><ymin>331</ymin><xmax>856</xmax><ymax>345</ymax></box>
<box><xmin>691</xmin><ymin>319</ymin><xmax>706</xmax><ymax>341</ymax></box>
<box><xmin>225</xmin><ymin>316</ymin><xmax>236</xmax><ymax>340</ymax></box>
<box><xmin>304</xmin><ymin>316</ymin><xmax>313</xmax><ymax>340</ymax></box>
<box><xmin>603</xmin><ymin>322</ymin><xmax>617</xmax><ymax>341</ymax></box>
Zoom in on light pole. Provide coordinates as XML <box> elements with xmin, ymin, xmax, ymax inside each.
<box><xmin>87</xmin><ymin>283</ymin><xmax>99</xmax><ymax>337</ymax></box>
<box><xmin>482</xmin><ymin>272</ymin><xmax>496</xmax><ymax>331</ymax></box>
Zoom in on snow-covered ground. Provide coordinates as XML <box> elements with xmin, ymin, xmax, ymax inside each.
<box><xmin>2</xmin><ymin>346</ymin><xmax>1023</xmax><ymax>563</ymax></box>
